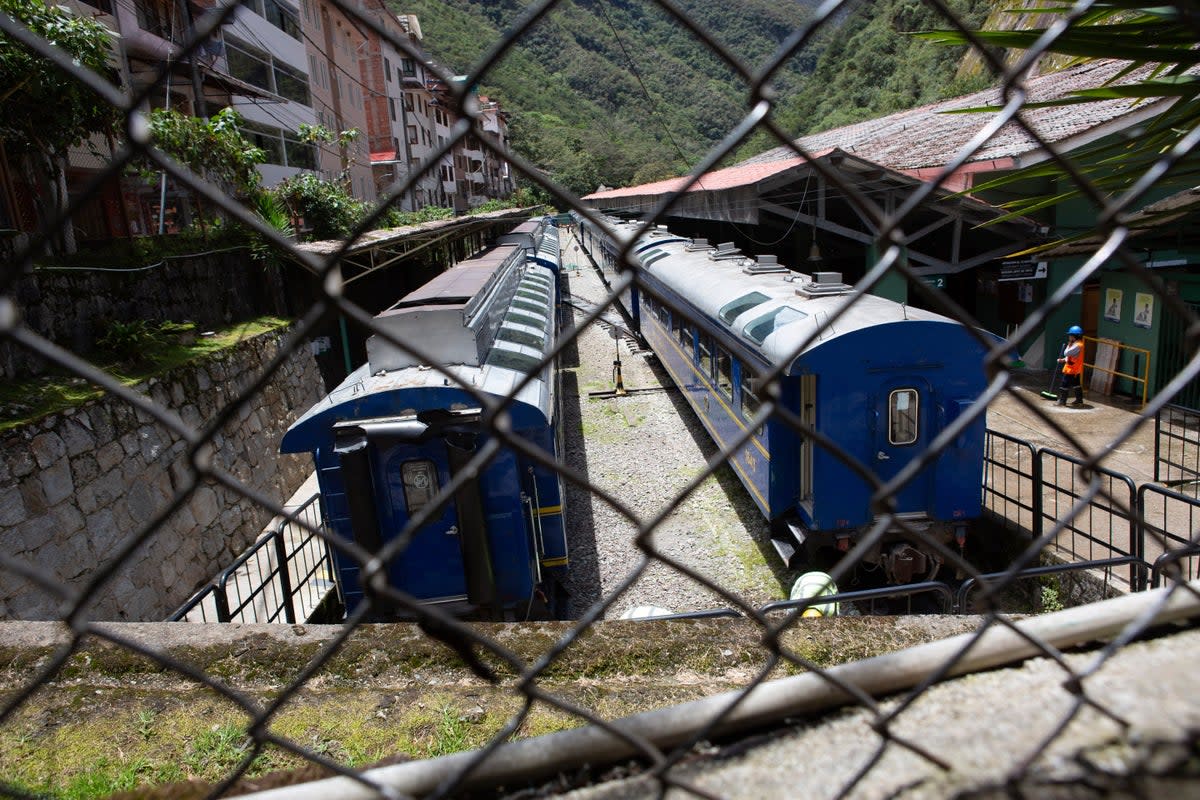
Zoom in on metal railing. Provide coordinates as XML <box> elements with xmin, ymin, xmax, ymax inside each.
<box><xmin>1155</xmin><ymin>403</ymin><xmax>1200</xmax><ymax>486</ymax></box>
<box><xmin>1039</xmin><ymin>447</ymin><xmax>1143</xmax><ymax>591</ymax></box>
<box><xmin>169</xmin><ymin>494</ymin><xmax>335</xmax><ymax>623</ymax></box>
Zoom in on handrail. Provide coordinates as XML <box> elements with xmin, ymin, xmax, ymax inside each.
<box><xmin>956</xmin><ymin>556</ymin><xmax>1149</xmax><ymax>612</ymax></box>
<box><xmin>168</xmin><ymin>494</ymin><xmax>329</xmax><ymax>623</ymax></box>
<box><xmin>1081</xmin><ymin>334</ymin><xmax>1151</xmax><ymax>407</ymax></box>
<box><xmin>759</xmin><ymin>581</ymin><xmax>956</xmax><ymax>615</ymax></box>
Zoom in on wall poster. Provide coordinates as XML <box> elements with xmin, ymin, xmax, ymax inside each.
<box><xmin>1134</xmin><ymin>292</ymin><xmax>1154</xmax><ymax>329</ymax></box>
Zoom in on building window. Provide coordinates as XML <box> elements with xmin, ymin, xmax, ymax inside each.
<box><xmin>404</xmin><ymin>92</ymin><xmax>414</xmax><ymax>111</ymax></box>
<box><xmin>384</xmin><ymin>57</ymin><xmax>392</xmax><ymax>81</ymax></box>
<box><xmin>400</xmin><ymin>57</ymin><xmax>416</xmax><ymax>76</ymax></box>
<box><xmin>264</xmin><ymin>0</ymin><xmax>299</xmax><ymax>38</ymax></box>
<box><xmin>274</xmin><ymin>62</ymin><xmax>310</xmax><ymax>104</ymax></box>
<box><xmin>388</xmin><ymin>97</ymin><xmax>396</xmax><ymax>121</ymax></box>
<box><xmin>242</xmin><ymin>121</ymin><xmax>316</xmax><ymax>170</ymax></box>
<box><xmin>134</xmin><ymin>0</ymin><xmax>172</xmax><ymax>39</ymax></box>
<box><xmin>225</xmin><ymin>37</ymin><xmax>272</xmax><ymax>91</ymax></box>
<box><xmin>407</xmin><ymin>125</ymin><xmax>417</xmax><ymax>145</ymax></box>
<box><xmin>226</xmin><ymin>36</ymin><xmax>309</xmax><ymax>103</ymax></box>
<box><xmin>77</xmin><ymin>0</ymin><xmax>114</xmax><ymax>14</ymax></box>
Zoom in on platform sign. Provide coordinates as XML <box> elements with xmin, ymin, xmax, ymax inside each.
<box><xmin>921</xmin><ymin>275</ymin><xmax>947</xmax><ymax>290</ymax></box>
<box><xmin>999</xmin><ymin>260</ymin><xmax>1048</xmax><ymax>282</ymax></box>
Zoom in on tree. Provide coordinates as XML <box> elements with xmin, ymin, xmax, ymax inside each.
<box><xmin>0</xmin><ymin>0</ymin><xmax>118</xmax><ymax>253</ymax></box>
<box><xmin>142</xmin><ymin>107</ymin><xmax>265</xmax><ymax>236</ymax></box>
<box><xmin>146</xmin><ymin>108</ymin><xmax>265</xmax><ymax>197</ymax></box>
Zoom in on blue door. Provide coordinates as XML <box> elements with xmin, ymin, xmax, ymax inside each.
<box><xmin>374</xmin><ymin>443</ymin><xmax>467</xmax><ymax>601</ymax></box>
<box><xmin>873</xmin><ymin>378</ymin><xmax>935</xmax><ymax>515</ymax></box>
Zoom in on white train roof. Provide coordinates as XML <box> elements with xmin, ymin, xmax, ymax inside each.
<box><xmin>284</xmin><ymin>237</ymin><xmax>558</xmax><ymax>444</ymax></box>
<box><xmin>602</xmin><ymin>219</ymin><xmax>964</xmax><ymax>369</ymax></box>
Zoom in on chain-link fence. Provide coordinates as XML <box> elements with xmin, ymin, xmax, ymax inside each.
<box><xmin>3</xmin><ymin>0</ymin><xmax>1200</xmax><ymax>797</ymax></box>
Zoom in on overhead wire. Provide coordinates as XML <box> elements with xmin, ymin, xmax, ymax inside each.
<box><xmin>593</xmin><ymin>1</ymin><xmax>696</xmax><ymax>180</ymax></box>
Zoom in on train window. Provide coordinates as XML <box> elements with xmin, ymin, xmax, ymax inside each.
<box><xmin>698</xmin><ymin>334</ymin><xmax>714</xmax><ymax>378</ymax></box>
<box><xmin>505</xmin><ymin>311</ymin><xmax>547</xmax><ymax>332</ymax></box>
<box><xmin>512</xmin><ymin>299</ymin><xmax>544</xmax><ymax>316</ymax></box>
<box><xmin>487</xmin><ymin>349</ymin><xmax>542</xmax><ymax>373</ymax></box>
<box><xmin>679</xmin><ymin>322</ymin><xmax>693</xmax><ymax>352</ymax></box>
<box><xmin>740</xmin><ymin>369</ymin><xmax>761</xmax><ymax>420</ymax></box>
<box><xmin>656</xmin><ymin>302</ymin><xmax>669</xmax><ymax>326</ymax></box>
<box><xmin>719</xmin><ymin>292</ymin><xmax>769</xmax><ymax>324</ymax></box>
<box><xmin>889</xmin><ymin>389</ymin><xmax>919</xmax><ymax>446</ymax></box>
<box><xmin>517</xmin><ymin>287</ymin><xmax>549</xmax><ymax>303</ymax></box>
<box><xmin>744</xmin><ymin>306</ymin><xmax>809</xmax><ymax>344</ymax></box>
<box><xmin>716</xmin><ymin>348</ymin><xmax>733</xmax><ymax>399</ymax></box>
<box><xmin>497</xmin><ymin>326</ymin><xmax>545</xmax><ymax>348</ymax></box>
<box><xmin>401</xmin><ymin>460</ymin><xmax>438</xmax><ymax>514</ymax></box>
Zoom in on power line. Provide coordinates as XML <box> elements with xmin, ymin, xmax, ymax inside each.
<box><xmin>594</xmin><ymin>1</ymin><xmax>693</xmax><ymax>176</ymax></box>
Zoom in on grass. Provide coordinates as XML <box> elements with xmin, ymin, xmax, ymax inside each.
<box><xmin>0</xmin><ymin>616</ymin><xmax>980</xmax><ymax>799</ymax></box>
<box><xmin>0</xmin><ymin>315</ymin><xmax>291</xmax><ymax>433</ymax></box>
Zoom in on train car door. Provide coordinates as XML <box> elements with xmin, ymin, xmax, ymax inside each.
<box><xmin>375</xmin><ymin>443</ymin><xmax>468</xmax><ymax>601</ymax></box>
<box><xmin>873</xmin><ymin>379</ymin><xmax>934</xmax><ymax>513</ymax></box>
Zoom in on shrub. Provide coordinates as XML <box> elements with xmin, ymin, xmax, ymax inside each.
<box><xmin>271</xmin><ymin>174</ymin><xmax>367</xmax><ymax>242</ymax></box>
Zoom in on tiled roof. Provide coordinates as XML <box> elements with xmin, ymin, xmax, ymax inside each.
<box><xmin>744</xmin><ymin>59</ymin><xmax>1171</xmax><ymax>172</ymax></box>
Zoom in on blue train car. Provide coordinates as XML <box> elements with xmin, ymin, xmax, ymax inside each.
<box><xmin>577</xmin><ymin>215</ymin><xmax>990</xmax><ymax>584</ymax></box>
<box><xmin>282</xmin><ymin>220</ymin><xmax>568</xmax><ymax>619</ymax></box>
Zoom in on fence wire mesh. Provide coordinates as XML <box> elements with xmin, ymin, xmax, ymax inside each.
<box><xmin>3</xmin><ymin>0</ymin><xmax>1200</xmax><ymax>798</ymax></box>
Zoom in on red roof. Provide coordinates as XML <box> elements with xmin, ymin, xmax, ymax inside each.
<box><xmin>585</xmin><ymin>156</ymin><xmax>814</xmax><ymax>200</ymax></box>
<box><xmin>370</xmin><ymin>151</ymin><xmax>398</xmax><ymax>163</ymax></box>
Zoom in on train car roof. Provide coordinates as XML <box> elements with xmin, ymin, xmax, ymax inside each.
<box><xmin>601</xmin><ymin>219</ymin><xmax>976</xmax><ymax>372</ymax></box>
<box><xmin>283</xmin><ymin>240</ymin><xmax>558</xmax><ymax>454</ymax></box>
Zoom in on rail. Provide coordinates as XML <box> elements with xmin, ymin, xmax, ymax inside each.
<box><xmin>1155</xmin><ymin>404</ymin><xmax>1200</xmax><ymax>486</ymax></box>
<box><xmin>1038</xmin><ymin>447</ymin><xmax>1143</xmax><ymax>591</ymax></box>
<box><xmin>1081</xmin><ymin>334</ymin><xmax>1151</xmax><ymax>406</ymax></box>
<box><xmin>168</xmin><ymin>494</ymin><xmax>334</xmax><ymax>623</ymax></box>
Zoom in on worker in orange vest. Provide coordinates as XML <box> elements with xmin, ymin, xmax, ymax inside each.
<box><xmin>1057</xmin><ymin>325</ymin><xmax>1085</xmax><ymax>406</ymax></box>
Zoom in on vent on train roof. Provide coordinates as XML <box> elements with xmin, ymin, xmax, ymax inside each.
<box><xmin>743</xmin><ymin>255</ymin><xmax>788</xmax><ymax>275</ymax></box>
<box><xmin>685</xmin><ymin>238</ymin><xmax>710</xmax><ymax>251</ymax></box>
<box><xmin>795</xmin><ymin>271</ymin><xmax>853</xmax><ymax>297</ymax></box>
<box><xmin>708</xmin><ymin>242</ymin><xmax>741</xmax><ymax>261</ymax></box>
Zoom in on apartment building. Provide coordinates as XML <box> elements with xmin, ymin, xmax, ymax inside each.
<box><xmin>222</xmin><ymin>0</ymin><xmax>320</xmax><ymax>188</ymax></box>
<box><xmin>356</xmin><ymin>4</ymin><xmax>430</xmax><ymax>211</ymax></box>
<box><xmin>2</xmin><ymin>0</ymin><xmax>512</xmax><ymax>246</ymax></box>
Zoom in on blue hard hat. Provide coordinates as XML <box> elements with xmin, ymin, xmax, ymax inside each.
<box><xmin>1068</xmin><ymin>325</ymin><xmax>1083</xmax><ymax>335</ymax></box>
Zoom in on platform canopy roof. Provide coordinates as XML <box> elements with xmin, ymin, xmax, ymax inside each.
<box><xmin>583</xmin><ymin>59</ymin><xmax>1179</xmax><ymax>276</ymax></box>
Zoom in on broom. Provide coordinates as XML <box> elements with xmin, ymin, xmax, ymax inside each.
<box><xmin>1040</xmin><ymin>342</ymin><xmax>1065</xmax><ymax>400</ymax></box>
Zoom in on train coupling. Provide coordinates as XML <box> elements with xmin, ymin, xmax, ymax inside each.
<box><xmin>882</xmin><ymin>543</ymin><xmax>943</xmax><ymax>584</ymax></box>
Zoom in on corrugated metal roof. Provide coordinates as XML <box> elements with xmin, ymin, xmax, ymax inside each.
<box><xmin>585</xmin><ymin>156</ymin><xmax>811</xmax><ymax>200</ymax></box>
<box><xmin>586</xmin><ymin>59</ymin><xmax>1178</xmax><ymax>201</ymax></box>
<box><xmin>744</xmin><ymin>59</ymin><xmax>1174</xmax><ymax>172</ymax></box>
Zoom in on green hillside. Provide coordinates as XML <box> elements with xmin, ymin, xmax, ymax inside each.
<box><xmin>396</xmin><ymin>0</ymin><xmax>995</xmax><ymax>196</ymax></box>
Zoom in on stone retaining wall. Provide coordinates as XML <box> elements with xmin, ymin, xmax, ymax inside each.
<box><xmin>0</xmin><ymin>248</ymin><xmax>286</xmax><ymax>380</ymax></box>
<box><xmin>0</xmin><ymin>329</ymin><xmax>325</xmax><ymax>621</ymax></box>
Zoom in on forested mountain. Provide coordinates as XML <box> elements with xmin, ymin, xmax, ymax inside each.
<box><xmin>396</xmin><ymin>0</ymin><xmax>996</xmax><ymax>196</ymax></box>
